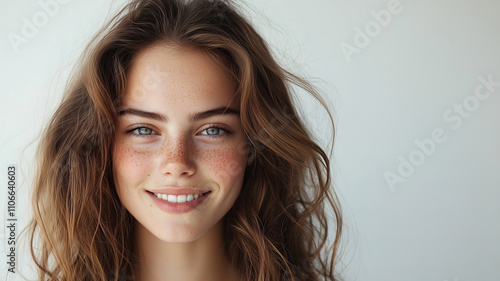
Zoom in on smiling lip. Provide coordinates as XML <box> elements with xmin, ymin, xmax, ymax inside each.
<box><xmin>147</xmin><ymin>188</ymin><xmax>211</xmax><ymax>214</ymax></box>
<box><xmin>148</xmin><ymin>187</ymin><xmax>209</xmax><ymax>195</ymax></box>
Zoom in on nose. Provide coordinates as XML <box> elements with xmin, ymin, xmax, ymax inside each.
<box><xmin>159</xmin><ymin>135</ymin><xmax>196</xmax><ymax>177</ymax></box>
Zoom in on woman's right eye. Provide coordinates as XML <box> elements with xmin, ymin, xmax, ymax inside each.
<box><xmin>127</xmin><ymin>126</ymin><xmax>158</xmax><ymax>136</ymax></box>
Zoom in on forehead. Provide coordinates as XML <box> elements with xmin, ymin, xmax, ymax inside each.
<box><xmin>121</xmin><ymin>43</ymin><xmax>238</xmax><ymax>113</ymax></box>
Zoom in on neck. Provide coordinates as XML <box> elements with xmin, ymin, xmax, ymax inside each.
<box><xmin>132</xmin><ymin>220</ymin><xmax>241</xmax><ymax>281</ymax></box>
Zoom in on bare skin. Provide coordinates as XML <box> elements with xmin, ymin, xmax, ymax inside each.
<box><xmin>113</xmin><ymin>43</ymin><xmax>249</xmax><ymax>281</ymax></box>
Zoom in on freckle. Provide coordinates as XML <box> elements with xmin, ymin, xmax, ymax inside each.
<box><xmin>201</xmin><ymin>147</ymin><xmax>231</xmax><ymax>175</ymax></box>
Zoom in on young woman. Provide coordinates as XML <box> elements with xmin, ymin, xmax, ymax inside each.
<box><xmin>28</xmin><ymin>0</ymin><xmax>343</xmax><ymax>280</ymax></box>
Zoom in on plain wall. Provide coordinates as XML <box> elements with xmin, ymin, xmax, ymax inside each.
<box><xmin>1</xmin><ymin>0</ymin><xmax>499</xmax><ymax>280</ymax></box>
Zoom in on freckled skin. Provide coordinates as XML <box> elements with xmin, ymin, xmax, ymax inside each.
<box><xmin>112</xmin><ymin>44</ymin><xmax>251</xmax><ymax>244</ymax></box>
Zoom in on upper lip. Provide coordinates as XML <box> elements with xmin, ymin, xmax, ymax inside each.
<box><xmin>147</xmin><ymin>187</ymin><xmax>209</xmax><ymax>195</ymax></box>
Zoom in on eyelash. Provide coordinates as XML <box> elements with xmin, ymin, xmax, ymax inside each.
<box><xmin>198</xmin><ymin>125</ymin><xmax>231</xmax><ymax>138</ymax></box>
<box><xmin>125</xmin><ymin>124</ymin><xmax>231</xmax><ymax>139</ymax></box>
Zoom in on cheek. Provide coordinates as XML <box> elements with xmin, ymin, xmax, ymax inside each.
<box><xmin>198</xmin><ymin>146</ymin><xmax>247</xmax><ymax>182</ymax></box>
<box><xmin>113</xmin><ymin>142</ymin><xmax>154</xmax><ymax>189</ymax></box>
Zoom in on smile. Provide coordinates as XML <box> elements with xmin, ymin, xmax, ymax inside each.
<box><xmin>152</xmin><ymin>192</ymin><xmax>210</xmax><ymax>203</ymax></box>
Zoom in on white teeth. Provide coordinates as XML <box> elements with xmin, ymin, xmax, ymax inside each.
<box><xmin>153</xmin><ymin>192</ymin><xmax>205</xmax><ymax>203</ymax></box>
<box><xmin>167</xmin><ymin>195</ymin><xmax>177</xmax><ymax>203</ymax></box>
<box><xmin>177</xmin><ymin>195</ymin><xmax>187</xmax><ymax>202</ymax></box>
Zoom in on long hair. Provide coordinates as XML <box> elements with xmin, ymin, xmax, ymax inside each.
<box><xmin>28</xmin><ymin>0</ymin><xmax>343</xmax><ymax>280</ymax></box>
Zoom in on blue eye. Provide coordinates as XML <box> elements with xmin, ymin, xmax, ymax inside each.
<box><xmin>200</xmin><ymin>126</ymin><xmax>230</xmax><ymax>138</ymax></box>
<box><xmin>205</xmin><ymin>128</ymin><xmax>221</xmax><ymax>135</ymax></box>
<box><xmin>136</xmin><ymin>127</ymin><xmax>154</xmax><ymax>135</ymax></box>
<box><xmin>127</xmin><ymin>126</ymin><xmax>157</xmax><ymax>136</ymax></box>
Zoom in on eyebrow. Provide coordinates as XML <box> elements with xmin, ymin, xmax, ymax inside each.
<box><xmin>117</xmin><ymin>106</ymin><xmax>240</xmax><ymax>122</ymax></box>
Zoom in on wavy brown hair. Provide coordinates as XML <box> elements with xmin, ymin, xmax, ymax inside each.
<box><xmin>28</xmin><ymin>0</ymin><xmax>343</xmax><ymax>280</ymax></box>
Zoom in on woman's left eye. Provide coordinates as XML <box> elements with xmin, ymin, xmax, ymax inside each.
<box><xmin>199</xmin><ymin>127</ymin><xmax>229</xmax><ymax>137</ymax></box>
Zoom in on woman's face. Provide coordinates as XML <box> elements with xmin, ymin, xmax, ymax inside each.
<box><xmin>113</xmin><ymin>44</ymin><xmax>249</xmax><ymax>243</ymax></box>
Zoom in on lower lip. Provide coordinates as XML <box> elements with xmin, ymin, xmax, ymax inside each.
<box><xmin>147</xmin><ymin>191</ymin><xmax>210</xmax><ymax>214</ymax></box>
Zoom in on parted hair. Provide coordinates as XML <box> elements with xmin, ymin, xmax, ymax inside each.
<box><xmin>28</xmin><ymin>0</ymin><xmax>343</xmax><ymax>280</ymax></box>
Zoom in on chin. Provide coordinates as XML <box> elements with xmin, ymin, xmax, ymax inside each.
<box><xmin>142</xmin><ymin>220</ymin><xmax>214</xmax><ymax>244</ymax></box>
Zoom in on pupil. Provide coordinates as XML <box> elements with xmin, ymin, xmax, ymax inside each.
<box><xmin>138</xmin><ymin>128</ymin><xmax>151</xmax><ymax>135</ymax></box>
<box><xmin>208</xmin><ymin>128</ymin><xmax>219</xmax><ymax>135</ymax></box>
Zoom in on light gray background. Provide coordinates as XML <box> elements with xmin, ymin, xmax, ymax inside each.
<box><xmin>1</xmin><ymin>0</ymin><xmax>499</xmax><ymax>280</ymax></box>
